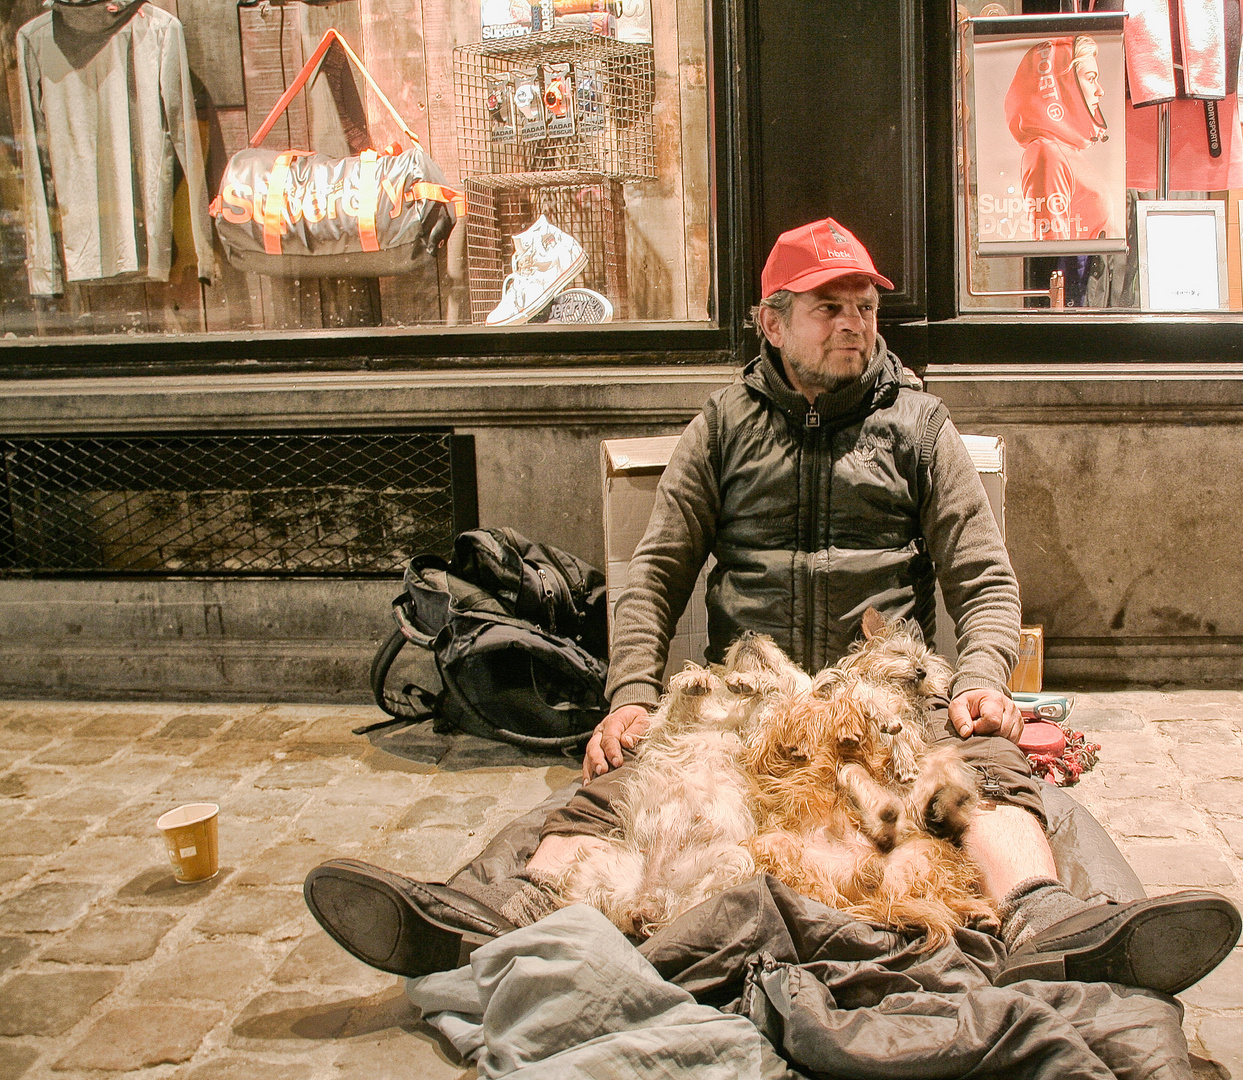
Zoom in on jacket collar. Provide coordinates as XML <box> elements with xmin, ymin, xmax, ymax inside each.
<box><xmin>51</xmin><ymin>0</ymin><xmax>145</xmax><ymax>37</ymax></box>
<box><xmin>743</xmin><ymin>334</ymin><xmax>903</xmax><ymax>427</ymax></box>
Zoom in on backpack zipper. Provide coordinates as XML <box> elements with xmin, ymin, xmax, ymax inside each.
<box><xmin>535</xmin><ymin>566</ymin><xmax>556</xmax><ymax>633</ymax></box>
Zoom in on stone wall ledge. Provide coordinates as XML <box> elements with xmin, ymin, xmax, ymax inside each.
<box><xmin>3</xmin><ymin>362</ymin><xmax>1243</xmax><ymax>433</ymax></box>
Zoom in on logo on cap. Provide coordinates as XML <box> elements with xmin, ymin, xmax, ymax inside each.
<box><xmin>810</xmin><ymin>220</ymin><xmax>854</xmax><ymax>263</ymax></box>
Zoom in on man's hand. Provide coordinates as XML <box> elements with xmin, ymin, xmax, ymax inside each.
<box><xmin>582</xmin><ymin>704</ymin><xmax>652</xmax><ymax>783</ymax></box>
<box><xmin>949</xmin><ymin>688</ymin><xmax>1024</xmax><ymax>744</ymax></box>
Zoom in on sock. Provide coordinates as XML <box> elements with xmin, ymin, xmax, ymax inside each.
<box><xmin>450</xmin><ymin>874</ymin><xmax>527</xmax><ymax>918</ymax></box>
<box><xmin>997</xmin><ymin>876</ymin><xmax>1093</xmax><ymax>953</ymax></box>
<box><xmin>497</xmin><ymin>870</ymin><xmax>563</xmax><ymax>928</ymax></box>
<box><xmin>449</xmin><ymin>870</ymin><xmax>563</xmax><ymax>929</ymax></box>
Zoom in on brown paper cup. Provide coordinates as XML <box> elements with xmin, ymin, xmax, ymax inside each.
<box><xmin>157</xmin><ymin>803</ymin><xmax>220</xmax><ymax>883</ymax></box>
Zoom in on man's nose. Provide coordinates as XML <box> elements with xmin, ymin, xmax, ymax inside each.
<box><xmin>836</xmin><ymin>305</ymin><xmax>866</xmax><ymax>329</ymax></box>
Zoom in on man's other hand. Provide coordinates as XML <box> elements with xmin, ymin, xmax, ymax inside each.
<box><xmin>949</xmin><ymin>688</ymin><xmax>1023</xmax><ymax>744</ymax></box>
<box><xmin>582</xmin><ymin>704</ymin><xmax>652</xmax><ymax>783</ymax></box>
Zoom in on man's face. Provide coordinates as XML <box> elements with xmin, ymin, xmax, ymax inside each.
<box><xmin>761</xmin><ymin>275</ymin><xmax>879</xmax><ymax>396</ymax></box>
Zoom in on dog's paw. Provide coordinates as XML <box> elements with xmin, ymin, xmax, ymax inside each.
<box><xmin>670</xmin><ymin>665</ymin><xmax>715</xmax><ymax>697</ymax></box>
<box><xmin>922</xmin><ymin>782</ymin><xmax>976</xmax><ymax>843</ymax></box>
<box><xmin>781</xmin><ymin>741</ymin><xmax>810</xmax><ymax>763</ymax></box>
<box><xmin>724</xmin><ymin>670</ymin><xmax>764</xmax><ymax>697</ymax></box>
<box><xmin>870</xmin><ymin>801</ymin><xmax>901</xmax><ymax>853</ymax></box>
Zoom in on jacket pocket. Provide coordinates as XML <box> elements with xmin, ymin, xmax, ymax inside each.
<box><xmin>816</xmin><ymin>541</ymin><xmax>935</xmax><ymax>666</ymax></box>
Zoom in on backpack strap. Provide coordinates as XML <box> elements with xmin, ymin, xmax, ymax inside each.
<box><xmin>362</xmin><ymin>623</ymin><xmax>440</xmax><ymax>728</ymax></box>
<box><xmin>702</xmin><ymin>396</ymin><xmax>723</xmax><ymax>483</ymax></box>
<box><xmin>916</xmin><ymin>400</ymin><xmax>951</xmax><ymax>511</ymax></box>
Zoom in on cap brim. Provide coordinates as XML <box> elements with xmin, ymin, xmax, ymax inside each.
<box><xmin>772</xmin><ymin>265</ymin><xmax>895</xmax><ymax>295</ymax></box>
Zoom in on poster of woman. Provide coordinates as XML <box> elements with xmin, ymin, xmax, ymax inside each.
<box><xmin>971</xmin><ymin>13</ymin><xmax>1127</xmax><ymax>256</ymax></box>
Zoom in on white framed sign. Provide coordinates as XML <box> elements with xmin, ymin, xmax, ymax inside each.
<box><xmin>970</xmin><ymin>13</ymin><xmax>1127</xmax><ymax>257</ymax></box>
<box><xmin>1136</xmin><ymin>201</ymin><xmax>1228</xmax><ymax>310</ymax></box>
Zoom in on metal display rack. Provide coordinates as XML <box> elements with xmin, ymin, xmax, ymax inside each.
<box><xmin>464</xmin><ymin>174</ymin><xmax>628</xmax><ymax>325</ymax></box>
<box><xmin>454</xmin><ymin>28</ymin><xmax>653</xmax><ymax>323</ymax></box>
<box><xmin>453</xmin><ymin>28</ymin><xmax>655</xmax><ymax>181</ymax></box>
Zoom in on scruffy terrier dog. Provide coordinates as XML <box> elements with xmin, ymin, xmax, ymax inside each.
<box><xmin>747</xmin><ymin>612</ymin><xmax>992</xmax><ymax>948</ymax></box>
<box><xmin>556</xmin><ymin>633</ymin><xmax>807</xmax><ymax>936</ymax></box>
<box><xmin>557</xmin><ymin>614</ymin><xmax>992</xmax><ymax>947</ymax></box>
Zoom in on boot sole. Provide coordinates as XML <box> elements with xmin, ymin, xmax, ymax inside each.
<box><xmin>304</xmin><ymin>861</ymin><xmax>490</xmax><ymax>978</ymax></box>
<box><xmin>998</xmin><ymin>891</ymin><xmax>1241</xmax><ymax>995</ymax></box>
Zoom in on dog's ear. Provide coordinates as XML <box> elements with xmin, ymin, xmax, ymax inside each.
<box><xmin>861</xmin><ymin>607</ymin><xmax>886</xmax><ymax>641</ymax></box>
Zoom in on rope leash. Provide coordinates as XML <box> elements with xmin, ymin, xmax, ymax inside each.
<box><xmin>1026</xmin><ymin>721</ymin><xmax>1101</xmax><ymax>787</ymax></box>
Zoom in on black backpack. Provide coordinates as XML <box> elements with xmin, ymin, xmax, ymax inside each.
<box><xmin>367</xmin><ymin>527</ymin><xmax>610</xmax><ymax>750</ymax></box>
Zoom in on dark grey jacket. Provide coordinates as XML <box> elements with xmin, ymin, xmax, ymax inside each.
<box><xmin>704</xmin><ymin>343</ymin><xmax>946</xmax><ymax>671</ymax></box>
<box><xmin>606</xmin><ymin>338</ymin><xmax>1021</xmax><ymax>708</ymax></box>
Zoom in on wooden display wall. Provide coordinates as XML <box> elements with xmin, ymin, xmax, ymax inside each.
<box><xmin>0</xmin><ymin>0</ymin><xmax>708</xmax><ymax>338</ymax></box>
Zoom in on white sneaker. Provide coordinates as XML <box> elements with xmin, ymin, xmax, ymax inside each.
<box><xmin>542</xmin><ymin>287</ymin><xmax>614</xmax><ymax>323</ymax></box>
<box><xmin>486</xmin><ymin>216</ymin><xmax>588</xmax><ymax>326</ymax></box>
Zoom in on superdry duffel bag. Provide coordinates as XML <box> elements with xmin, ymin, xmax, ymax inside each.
<box><xmin>210</xmin><ymin>29</ymin><xmax>461</xmax><ymax>277</ymax></box>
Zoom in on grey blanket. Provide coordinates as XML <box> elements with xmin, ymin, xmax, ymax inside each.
<box><xmin>408</xmin><ymin>783</ymin><xmax>1191</xmax><ymax>1078</ymax></box>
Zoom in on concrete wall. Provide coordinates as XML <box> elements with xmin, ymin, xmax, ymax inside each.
<box><xmin>2</xmin><ymin>362</ymin><xmax>1241</xmax><ymax>699</ymax></box>
<box><xmin>929</xmin><ymin>364</ymin><xmax>1243</xmax><ymax>690</ymax></box>
<box><xmin>0</xmin><ymin>367</ymin><xmax>728</xmax><ymax>702</ymax></box>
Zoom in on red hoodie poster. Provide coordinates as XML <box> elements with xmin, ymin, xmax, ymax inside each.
<box><xmin>970</xmin><ymin>14</ymin><xmax>1127</xmax><ymax>256</ymax></box>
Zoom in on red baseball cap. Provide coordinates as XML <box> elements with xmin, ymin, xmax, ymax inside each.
<box><xmin>761</xmin><ymin>217</ymin><xmax>894</xmax><ymax>298</ymax></box>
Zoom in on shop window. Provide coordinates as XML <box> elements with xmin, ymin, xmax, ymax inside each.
<box><xmin>955</xmin><ymin>2</ymin><xmax>1243</xmax><ymax>313</ymax></box>
<box><xmin>0</xmin><ymin>0</ymin><xmax>710</xmax><ymax>339</ymax></box>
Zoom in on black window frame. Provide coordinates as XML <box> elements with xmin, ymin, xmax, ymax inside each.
<box><xmin>885</xmin><ymin>0</ymin><xmax>1243</xmax><ymax>368</ymax></box>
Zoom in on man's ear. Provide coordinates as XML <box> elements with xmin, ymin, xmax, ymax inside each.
<box><xmin>755</xmin><ymin>304</ymin><xmax>785</xmax><ymax>349</ymax></box>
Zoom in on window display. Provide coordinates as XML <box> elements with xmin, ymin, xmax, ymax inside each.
<box><xmin>956</xmin><ymin>0</ymin><xmax>1243</xmax><ymax>313</ymax></box>
<box><xmin>0</xmin><ymin>0</ymin><xmax>710</xmax><ymax>338</ymax></box>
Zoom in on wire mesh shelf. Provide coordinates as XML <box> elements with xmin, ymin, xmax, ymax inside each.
<box><xmin>454</xmin><ymin>28</ymin><xmax>655</xmax><ymax>181</ymax></box>
<box><xmin>465</xmin><ymin>175</ymin><xmax>627</xmax><ymax>324</ymax></box>
<box><xmin>0</xmin><ymin>432</ymin><xmax>468</xmax><ymax>576</ymax></box>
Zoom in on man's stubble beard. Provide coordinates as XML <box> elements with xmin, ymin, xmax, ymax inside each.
<box><xmin>784</xmin><ymin>345</ymin><xmax>870</xmax><ymax>395</ymax></box>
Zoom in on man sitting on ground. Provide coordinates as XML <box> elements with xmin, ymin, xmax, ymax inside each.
<box><xmin>303</xmin><ymin>216</ymin><xmax>1241</xmax><ymax>994</ymax></box>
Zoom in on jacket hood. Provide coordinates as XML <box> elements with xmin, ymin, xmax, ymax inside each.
<box><xmin>50</xmin><ymin>0</ymin><xmax>145</xmax><ymax>36</ymax></box>
<box><xmin>1004</xmin><ymin>37</ymin><xmax>1106</xmax><ymax>151</ymax></box>
<box><xmin>742</xmin><ymin>335</ymin><xmax>908</xmax><ymax>428</ymax></box>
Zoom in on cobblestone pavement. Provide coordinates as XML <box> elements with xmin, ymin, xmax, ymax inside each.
<box><xmin>0</xmin><ymin>693</ymin><xmax>1240</xmax><ymax>1079</ymax></box>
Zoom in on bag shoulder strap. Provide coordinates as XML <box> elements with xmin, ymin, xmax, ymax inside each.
<box><xmin>250</xmin><ymin>28</ymin><xmax>419</xmax><ymax>149</ymax></box>
<box><xmin>366</xmin><ymin>623</ymin><xmax>440</xmax><ymax>723</ymax></box>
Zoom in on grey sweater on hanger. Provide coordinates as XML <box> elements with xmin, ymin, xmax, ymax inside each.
<box><xmin>17</xmin><ymin>0</ymin><xmax>214</xmax><ymax>296</ymax></box>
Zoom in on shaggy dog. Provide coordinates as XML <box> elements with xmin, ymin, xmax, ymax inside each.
<box><xmin>557</xmin><ymin>615</ymin><xmax>993</xmax><ymax>947</ymax></box>
<box><xmin>556</xmin><ymin>633</ymin><xmax>804</xmax><ymax>936</ymax></box>
<box><xmin>746</xmin><ymin>613</ymin><xmax>992</xmax><ymax>947</ymax></box>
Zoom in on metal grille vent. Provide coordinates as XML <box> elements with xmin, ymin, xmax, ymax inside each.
<box><xmin>0</xmin><ymin>432</ymin><xmax>476</xmax><ymax>576</ymax></box>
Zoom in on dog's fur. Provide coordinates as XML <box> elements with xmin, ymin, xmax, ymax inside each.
<box><xmin>557</xmin><ymin>616</ymin><xmax>993</xmax><ymax>947</ymax></box>
<box><xmin>556</xmin><ymin>634</ymin><xmax>801</xmax><ymax>935</ymax></box>
<box><xmin>745</xmin><ymin>616</ymin><xmax>992</xmax><ymax>947</ymax></box>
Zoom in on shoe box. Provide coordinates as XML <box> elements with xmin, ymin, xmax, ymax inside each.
<box><xmin>601</xmin><ymin>435</ymin><xmax>710</xmax><ymax>683</ymax></box>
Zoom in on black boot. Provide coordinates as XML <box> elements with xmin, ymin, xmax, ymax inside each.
<box><xmin>304</xmin><ymin>859</ymin><xmax>517</xmax><ymax>978</ymax></box>
<box><xmin>997</xmin><ymin>889</ymin><xmax>1240</xmax><ymax>995</ymax></box>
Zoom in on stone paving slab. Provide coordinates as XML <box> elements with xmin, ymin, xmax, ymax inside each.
<box><xmin>1069</xmin><ymin>692</ymin><xmax>1243</xmax><ymax>1076</ymax></box>
<box><xmin>0</xmin><ymin>693</ymin><xmax>1239</xmax><ymax>1078</ymax></box>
